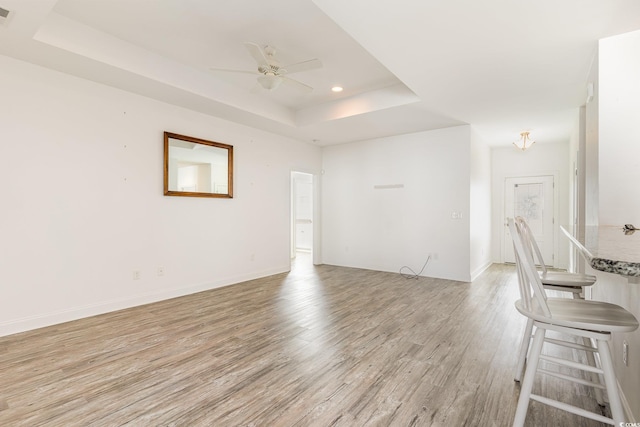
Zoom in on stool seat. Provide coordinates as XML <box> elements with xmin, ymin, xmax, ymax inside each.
<box><xmin>540</xmin><ymin>271</ymin><xmax>596</xmax><ymax>287</ymax></box>
<box><xmin>515</xmin><ymin>297</ymin><xmax>639</xmax><ymax>333</ymax></box>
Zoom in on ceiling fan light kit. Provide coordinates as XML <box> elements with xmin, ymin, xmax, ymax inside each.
<box><xmin>257</xmin><ymin>74</ymin><xmax>283</xmax><ymax>90</ymax></box>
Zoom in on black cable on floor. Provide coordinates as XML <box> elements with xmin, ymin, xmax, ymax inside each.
<box><xmin>400</xmin><ymin>255</ymin><xmax>431</xmax><ymax>279</ymax></box>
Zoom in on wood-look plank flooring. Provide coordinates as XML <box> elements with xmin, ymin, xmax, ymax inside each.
<box><xmin>0</xmin><ymin>256</ymin><xmax>612</xmax><ymax>426</ymax></box>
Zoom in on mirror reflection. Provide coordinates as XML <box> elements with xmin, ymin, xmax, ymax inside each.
<box><xmin>164</xmin><ymin>132</ymin><xmax>233</xmax><ymax>198</ymax></box>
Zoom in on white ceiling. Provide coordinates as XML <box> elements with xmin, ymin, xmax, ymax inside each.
<box><xmin>1</xmin><ymin>0</ymin><xmax>639</xmax><ymax>147</ymax></box>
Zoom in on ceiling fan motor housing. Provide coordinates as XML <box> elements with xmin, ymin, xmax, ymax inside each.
<box><xmin>258</xmin><ymin>64</ymin><xmax>285</xmax><ymax>76</ymax></box>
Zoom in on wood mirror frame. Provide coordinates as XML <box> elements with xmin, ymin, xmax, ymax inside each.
<box><xmin>164</xmin><ymin>132</ymin><xmax>233</xmax><ymax>198</ymax></box>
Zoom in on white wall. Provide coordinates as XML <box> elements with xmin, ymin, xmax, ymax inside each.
<box><xmin>0</xmin><ymin>55</ymin><xmax>322</xmax><ymax>336</ymax></box>
<box><xmin>585</xmin><ymin>51</ymin><xmax>600</xmax><ymax>227</ymax></box>
<box><xmin>599</xmin><ymin>29</ymin><xmax>640</xmax><ymax>226</ymax></box>
<box><xmin>321</xmin><ymin>126</ymin><xmax>472</xmax><ymax>282</ymax></box>
<box><xmin>470</xmin><ymin>127</ymin><xmax>492</xmax><ymax>279</ymax></box>
<box><xmin>566</xmin><ymin>107</ymin><xmax>582</xmax><ymax>272</ymax></box>
<box><xmin>593</xmin><ymin>29</ymin><xmax>640</xmax><ymax>420</ymax></box>
<box><xmin>491</xmin><ymin>143</ymin><xmax>571</xmax><ymax>269</ymax></box>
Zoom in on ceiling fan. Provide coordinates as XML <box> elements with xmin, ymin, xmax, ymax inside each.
<box><xmin>210</xmin><ymin>42</ymin><xmax>322</xmax><ymax>93</ymax></box>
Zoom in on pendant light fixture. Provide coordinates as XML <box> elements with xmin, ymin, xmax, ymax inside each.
<box><xmin>513</xmin><ymin>131</ymin><xmax>535</xmax><ymax>151</ymax></box>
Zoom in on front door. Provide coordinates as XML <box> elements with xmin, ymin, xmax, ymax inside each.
<box><xmin>503</xmin><ymin>176</ymin><xmax>555</xmax><ymax>265</ymax></box>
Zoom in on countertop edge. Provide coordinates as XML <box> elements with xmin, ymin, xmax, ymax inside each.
<box><xmin>590</xmin><ymin>257</ymin><xmax>640</xmax><ymax>277</ymax></box>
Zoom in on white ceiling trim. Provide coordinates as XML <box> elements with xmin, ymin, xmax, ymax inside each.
<box><xmin>33</xmin><ymin>12</ymin><xmax>297</xmax><ymax>127</ymax></box>
<box><xmin>296</xmin><ymin>83</ymin><xmax>419</xmax><ymax>126</ymax></box>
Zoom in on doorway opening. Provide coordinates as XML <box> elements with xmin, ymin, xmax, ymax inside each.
<box><xmin>291</xmin><ymin>171</ymin><xmax>314</xmax><ymax>267</ymax></box>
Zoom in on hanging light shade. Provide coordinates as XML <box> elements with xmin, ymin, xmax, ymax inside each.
<box><xmin>513</xmin><ymin>131</ymin><xmax>535</xmax><ymax>151</ymax></box>
<box><xmin>257</xmin><ymin>74</ymin><xmax>283</xmax><ymax>90</ymax></box>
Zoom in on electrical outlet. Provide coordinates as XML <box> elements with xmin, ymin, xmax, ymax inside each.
<box><xmin>157</xmin><ymin>267</ymin><xmax>164</xmax><ymax>276</ymax></box>
<box><xmin>623</xmin><ymin>341</ymin><xmax>628</xmax><ymax>366</ymax></box>
<box><xmin>133</xmin><ymin>270</ymin><xmax>141</xmax><ymax>280</ymax></box>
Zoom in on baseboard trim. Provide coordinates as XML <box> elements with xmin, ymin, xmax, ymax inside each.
<box><xmin>0</xmin><ymin>266</ymin><xmax>289</xmax><ymax>338</ymax></box>
<box><xmin>620</xmin><ymin>379</ymin><xmax>638</xmax><ymax>422</ymax></box>
<box><xmin>593</xmin><ymin>340</ymin><xmax>637</xmax><ymax>422</ymax></box>
<box><xmin>471</xmin><ymin>261</ymin><xmax>493</xmax><ymax>281</ymax></box>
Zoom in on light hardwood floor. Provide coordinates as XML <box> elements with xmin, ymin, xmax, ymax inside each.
<box><xmin>0</xmin><ymin>257</ymin><xmax>611</xmax><ymax>426</ymax></box>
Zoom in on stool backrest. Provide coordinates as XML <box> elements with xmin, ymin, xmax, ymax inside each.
<box><xmin>516</xmin><ymin>217</ymin><xmax>548</xmax><ymax>274</ymax></box>
<box><xmin>560</xmin><ymin>225</ymin><xmax>594</xmax><ymax>262</ymax></box>
<box><xmin>508</xmin><ymin>217</ymin><xmax>551</xmax><ymax>317</ymax></box>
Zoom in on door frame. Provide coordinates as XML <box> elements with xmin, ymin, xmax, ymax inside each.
<box><xmin>501</xmin><ymin>172</ymin><xmax>559</xmax><ymax>267</ymax></box>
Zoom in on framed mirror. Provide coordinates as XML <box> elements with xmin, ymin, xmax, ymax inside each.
<box><xmin>164</xmin><ymin>132</ymin><xmax>233</xmax><ymax>198</ymax></box>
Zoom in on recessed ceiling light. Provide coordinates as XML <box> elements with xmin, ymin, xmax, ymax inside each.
<box><xmin>331</xmin><ymin>86</ymin><xmax>343</xmax><ymax>93</ymax></box>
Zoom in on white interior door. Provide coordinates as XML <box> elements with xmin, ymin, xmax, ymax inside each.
<box><xmin>503</xmin><ymin>176</ymin><xmax>555</xmax><ymax>265</ymax></box>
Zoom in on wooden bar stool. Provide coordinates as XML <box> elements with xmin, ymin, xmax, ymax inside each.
<box><xmin>513</xmin><ymin>217</ymin><xmax>597</xmax><ymax>383</ymax></box>
<box><xmin>508</xmin><ymin>218</ymin><xmax>638</xmax><ymax>426</ymax></box>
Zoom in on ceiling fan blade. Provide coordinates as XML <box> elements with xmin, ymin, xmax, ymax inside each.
<box><xmin>209</xmin><ymin>67</ymin><xmax>257</xmax><ymax>75</ymax></box>
<box><xmin>282</xmin><ymin>58</ymin><xmax>323</xmax><ymax>74</ymax></box>
<box><xmin>244</xmin><ymin>42</ymin><xmax>269</xmax><ymax>66</ymax></box>
<box><xmin>282</xmin><ymin>76</ymin><xmax>313</xmax><ymax>93</ymax></box>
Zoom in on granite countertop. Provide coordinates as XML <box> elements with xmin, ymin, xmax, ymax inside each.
<box><xmin>581</xmin><ymin>226</ymin><xmax>640</xmax><ymax>277</ymax></box>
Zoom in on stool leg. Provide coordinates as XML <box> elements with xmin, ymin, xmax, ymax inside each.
<box><xmin>597</xmin><ymin>339</ymin><xmax>624</xmax><ymax>424</ymax></box>
<box><xmin>515</xmin><ymin>317</ymin><xmax>534</xmax><ymax>382</ymax></box>
<box><xmin>570</xmin><ymin>291</ymin><xmax>604</xmax><ymax>404</ymax></box>
<box><xmin>582</xmin><ymin>337</ymin><xmax>604</xmax><ymax>406</ymax></box>
<box><xmin>513</xmin><ymin>326</ymin><xmax>545</xmax><ymax>427</ymax></box>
